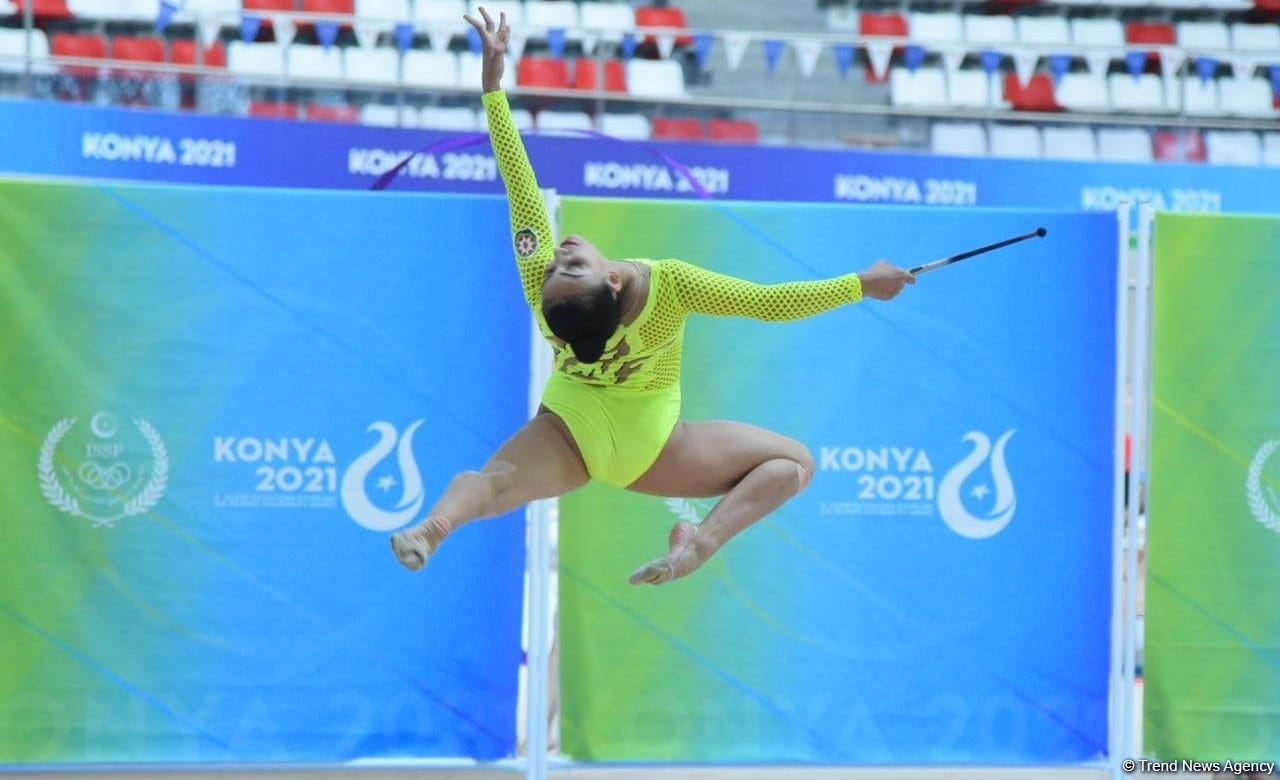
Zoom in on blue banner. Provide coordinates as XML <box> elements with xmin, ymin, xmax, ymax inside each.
<box><xmin>558</xmin><ymin>200</ymin><xmax>1118</xmax><ymax>763</ymax></box>
<box><xmin>0</xmin><ymin>98</ymin><xmax>1270</xmax><ymax>215</ymax></box>
<box><xmin>0</xmin><ymin>180</ymin><xmax>528</xmax><ymax>763</ymax></box>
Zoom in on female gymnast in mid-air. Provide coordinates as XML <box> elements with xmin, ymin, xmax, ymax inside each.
<box><xmin>392</xmin><ymin>7</ymin><xmax>915</xmax><ymax>585</ymax></box>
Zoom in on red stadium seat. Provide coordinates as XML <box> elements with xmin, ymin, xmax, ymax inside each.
<box><xmin>171</xmin><ymin>40</ymin><xmax>227</xmax><ymax>69</ymax></box>
<box><xmin>651</xmin><ymin>116</ymin><xmax>704</xmax><ymax>141</ymax></box>
<box><xmin>1003</xmin><ymin>73</ymin><xmax>1061</xmax><ymax>111</ymax></box>
<box><xmin>859</xmin><ymin>12</ymin><xmax>907</xmax><ymax>37</ymax></box>
<box><xmin>51</xmin><ymin>33</ymin><xmax>106</xmax><ymax>75</ymax></box>
<box><xmin>249</xmin><ymin>100</ymin><xmax>298</xmax><ymax>119</ymax></box>
<box><xmin>110</xmin><ymin>36</ymin><xmax>165</xmax><ymax>64</ymax></box>
<box><xmin>306</xmin><ymin>103</ymin><xmax>358</xmax><ymax>122</ymax></box>
<box><xmin>635</xmin><ymin>6</ymin><xmax>693</xmax><ymax>48</ymax></box>
<box><xmin>1153</xmin><ymin>130</ymin><xmax>1205</xmax><ymax>162</ymax></box>
<box><xmin>707</xmin><ymin>118</ymin><xmax>758</xmax><ymax>144</ymax></box>
<box><xmin>243</xmin><ymin>0</ymin><xmax>294</xmax><ymax>10</ymax></box>
<box><xmin>517</xmin><ymin>56</ymin><xmax>570</xmax><ymax>89</ymax></box>
<box><xmin>14</xmin><ymin>0</ymin><xmax>72</xmax><ymax>19</ymax></box>
<box><xmin>1125</xmin><ymin>22</ymin><xmax>1175</xmax><ymax>46</ymax></box>
<box><xmin>573</xmin><ymin>58</ymin><xmax>626</xmax><ymax>92</ymax></box>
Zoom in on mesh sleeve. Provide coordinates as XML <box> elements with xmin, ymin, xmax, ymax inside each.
<box><xmin>483</xmin><ymin>90</ymin><xmax>551</xmax><ymax>307</ymax></box>
<box><xmin>666</xmin><ymin>259</ymin><xmax>862</xmax><ymax>322</ymax></box>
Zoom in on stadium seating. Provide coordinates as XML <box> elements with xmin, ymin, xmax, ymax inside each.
<box><xmin>422</xmin><ymin>104</ymin><xmax>476</xmax><ymax>129</ymax></box>
<box><xmin>707</xmin><ymin>118</ymin><xmax>758</xmax><ymax>143</ymax></box>
<box><xmin>517</xmin><ymin>56</ymin><xmax>569</xmax><ymax>89</ymax></box>
<box><xmin>989</xmin><ymin>124</ymin><xmax>1041</xmax><ymax>158</ymax></box>
<box><xmin>536</xmin><ymin>109</ymin><xmax>592</xmax><ymax>131</ymax></box>
<box><xmin>1107</xmin><ymin>74</ymin><xmax>1165</xmax><ymax>114</ymax></box>
<box><xmin>342</xmin><ymin>45</ymin><xmax>396</xmax><ymax>84</ymax></box>
<box><xmin>930</xmin><ymin>122</ymin><xmax>986</xmax><ymax>156</ymax></box>
<box><xmin>1205</xmin><ymin>130</ymin><xmax>1261</xmax><ymax>165</ymax></box>
<box><xmin>890</xmin><ymin>66</ymin><xmax>947</xmax><ymax>107</ymax></box>
<box><xmin>171</xmin><ymin>40</ymin><xmax>227</xmax><ymax>71</ymax></box>
<box><xmin>51</xmin><ymin>32</ymin><xmax>106</xmax><ymax>75</ymax></box>
<box><xmin>1264</xmin><ymin>133</ymin><xmax>1280</xmax><ymax>166</ymax></box>
<box><xmin>228</xmin><ymin>41</ymin><xmax>286</xmax><ymax>79</ymax></box>
<box><xmin>0</xmin><ymin>27</ymin><xmax>53</xmax><ymax>74</ymax></box>
<box><xmin>1042</xmin><ymin>125</ymin><xmax>1098</xmax><ymax>161</ymax></box>
<box><xmin>573</xmin><ymin>57</ymin><xmax>626</xmax><ymax>92</ymax></box>
<box><xmin>288</xmin><ymin>43</ymin><xmax>342</xmax><ymax>81</ymax></box>
<box><xmin>651</xmin><ymin>116</ymin><xmax>703</xmax><ymax>141</ymax></box>
<box><xmin>1097</xmin><ymin>128</ymin><xmax>1153</xmax><ymax>162</ymax></box>
<box><xmin>402</xmin><ymin>50</ymin><xmax>458</xmax><ymax>89</ymax></box>
<box><xmin>306</xmin><ymin>103</ymin><xmax>359</xmax><ymax>121</ymax></box>
<box><xmin>598</xmin><ymin>112</ymin><xmax>650</xmax><ymax>140</ymax></box>
<box><xmin>249</xmin><ymin>100</ymin><xmax>298</xmax><ymax>118</ymax></box>
<box><xmin>625</xmin><ymin>58</ymin><xmax>684</xmax><ymax>98</ymax></box>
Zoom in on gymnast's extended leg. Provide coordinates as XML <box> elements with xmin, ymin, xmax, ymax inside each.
<box><xmin>391</xmin><ymin>410</ymin><xmax>589</xmax><ymax>570</ymax></box>
<box><xmin>624</xmin><ymin>420</ymin><xmax>815</xmax><ymax>585</ymax></box>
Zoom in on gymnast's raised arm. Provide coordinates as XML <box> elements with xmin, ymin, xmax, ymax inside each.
<box><xmin>466</xmin><ymin>7</ymin><xmax>552</xmax><ymax>308</ymax></box>
<box><xmin>666</xmin><ymin>258</ymin><xmax>914</xmax><ymax>322</ymax></box>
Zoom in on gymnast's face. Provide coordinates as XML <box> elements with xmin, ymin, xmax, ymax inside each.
<box><xmin>542</xmin><ymin>235</ymin><xmax>619</xmax><ymax>305</ymax></box>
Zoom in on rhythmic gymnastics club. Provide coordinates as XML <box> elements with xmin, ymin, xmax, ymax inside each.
<box><xmin>908</xmin><ymin>227</ymin><xmax>1047</xmax><ymax>276</ymax></box>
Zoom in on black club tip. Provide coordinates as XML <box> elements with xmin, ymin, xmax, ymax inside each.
<box><xmin>1035</xmin><ymin>227</ymin><xmax>1048</xmax><ymax>237</ymax></box>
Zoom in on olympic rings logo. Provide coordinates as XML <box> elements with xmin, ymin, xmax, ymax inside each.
<box><xmin>77</xmin><ymin>461</ymin><xmax>133</xmax><ymax>491</ymax></box>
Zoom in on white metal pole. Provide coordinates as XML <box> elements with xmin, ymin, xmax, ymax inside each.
<box><xmin>522</xmin><ymin>191</ymin><xmax>559</xmax><ymax>780</ymax></box>
<box><xmin>1108</xmin><ymin>202</ymin><xmax>1132</xmax><ymax>780</ymax></box>
<box><xmin>1123</xmin><ymin>203</ymin><xmax>1155</xmax><ymax>760</ymax></box>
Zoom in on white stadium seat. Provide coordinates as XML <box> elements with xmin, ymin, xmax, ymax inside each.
<box><xmin>0</xmin><ymin>28</ymin><xmax>53</xmax><ymax>75</ymax></box>
<box><xmin>1206</xmin><ymin>130</ymin><xmax>1261</xmax><ymax>165</ymax></box>
<box><xmin>180</xmin><ymin>0</ymin><xmax>239</xmax><ymax>25</ymax></box>
<box><xmin>1042</xmin><ymin>126</ymin><xmax>1097</xmax><ymax>161</ymax></box>
<box><xmin>626</xmin><ymin>59</ymin><xmax>685</xmax><ymax>98</ymax></box>
<box><xmin>1181</xmin><ymin>77</ymin><xmax>1221</xmax><ymax>116</ymax></box>
<box><xmin>599</xmin><ymin>113</ymin><xmax>651</xmax><ymax>140</ymax></box>
<box><xmin>356</xmin><ymin>0</ymin><xmax>410</xmax><ymax>26</ymax></box>
<box><xmin>288</xmin><ymin>44</ymin><xmax>342</xmax><ymax>81</ymax></box>
<box><xmin>360</xmin><ymin>103</ymin><xmax>418</xmax><ymax>127</ymax></box>
<box><xmin>228</xmin><ymin>41</ymin><xmax>286</xmax><ymax>79</ymax></box>
<box><xmin>948</xmin><ymin>69</ymin><xmax>1001</xmax><ymax>108</ymax></box>
<box><xmin>989</xmin><ymin>125</ymin><xmax>1041</xmax><ymax>158</ymax></box>
<box><xmin>467</xmin><ymin>0</ymin><xmax>523</xmax><ymax>26</ymax></box>
<box><xmin>1070</xmin><ymin>18</ymin><xmax>1125</xmax><ymax>48</ymax></box>
<box><xmin>580</xmin><ymin>2</ymin><xmax>636</xmax><ymax>46</ymax></box>
<box><xmin>930</xmin><ymin>122</ymin><xmax>987</xmax><ymax>156</ymax></box>
<box><xmin>1055</xmin><ymin>72</ymin><xmax>1108</xmax><ymax>111</ymax></box>
<box><xmin>890</xmin><ymin>67</ymin><xmax>948</xmax><ymax>107</ymax></box>
<box><xmin>536</xmin><ymin>109</ymin><xmax>593</xmax><ymax>131</ymax></box>
<box><xmin>421</xmin><ymin>105</ymin><xmax>477</xmax><ymax>130</ymax></box>
<box><xmin>908</xmin><ymin>12</ymin><xmax>963</xmax><ymax>44</ymax></box>
<box><xmin>1177</xmin><ymin>21</ymin><xmax>1230</xmax><ymax>50</ymax></box>
<box><xmin>1220</xmin><ymin>78</ymin><xmax>1276</xmax><ymax>117</ymax></box>
<box><xmin>1264</xmin><ymin>133</ymin><xmax>1280</xmax><ymax>166</ymax></box>
<box><xmin>525</xmin><ymin>1</ymin><xmax>579</xmax><ymax>33</ymax></box>
<box><xmin>343</xmin><ymin>47</ymin><xmax>398</xmax><ymax>84</ymax></box>
<box><xmin>1107</xmin><ymin>74</ymin><xmax>1166</xmax><ymax>114</ymax></box>
<box><xmin>67</xmin><ymin>0</ymin><xmax>134</xmax><ymax>21</ymax></box>
<box><xmin>414</xmin><ymin>0</ymin><xmax>466</xmax><ymax>36</ymax></box>
<box><xmin>1017</xmin><ymin>17</ymin><xmax>1070</xmax><ymax>47</ymax></box>
<box><xmin>458</xmin><ymin>50</ymin><xmax>515</xmax><ymax>90</ymax></box>
<box><xmin>1097</xmin><ymin>128</ymin><xmax>1153</xmax><ymax>162</ymax></box>
<box><xmin>1230</xmin><ymin>23</ymin><xmax>1280</xmax><ymax>53</ymax></box>
<box><xmin>963</xmin><ymin>14</ymin><xmax>1016</xmax><ymax>46</ymax></box>
<box><xmin>402</xmin><ymin>49</ymin><xmax>459</xmax><ymax>88</ymax></box>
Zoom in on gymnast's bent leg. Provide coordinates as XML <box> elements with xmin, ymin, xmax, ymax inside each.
<box><xmin>391</xmin><ymin>410</ymin><xmax>589</xmax><ymax>570</ymax></box>
<box><xmin>624</xmin><ymin>420</ymin><xmax>815</xmax><ymax>585</ymax></box>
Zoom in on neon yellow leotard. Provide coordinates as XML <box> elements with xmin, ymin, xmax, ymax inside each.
<box><xmin>483</xmin><ymin>90</ymin><xmax>864</xmax><ymax>486</ymax></box>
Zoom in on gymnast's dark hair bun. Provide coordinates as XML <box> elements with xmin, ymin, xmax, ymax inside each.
<box><xmin>543</xmin><ymin>282</ymin><xmax>621</xmax><ymax>365</ymax></box>
<box><xmin>570</xmin><ymin>335</ymin><xmax>608</xmax><ymax>363</ymax></box>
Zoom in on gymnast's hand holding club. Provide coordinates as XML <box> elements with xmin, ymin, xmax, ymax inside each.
<box><xmin>390</xmin><ymin>8</ymin><xmax>926</xmax><ymax>586</ymax></box>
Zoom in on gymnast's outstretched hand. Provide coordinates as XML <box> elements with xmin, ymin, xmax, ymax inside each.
<box><xmin>463</xmin><ymin>5</ymin><xmax>510</xmax><ymax>93</ymax></box>
<box><xmin>857</xmin><ymin>260</ymin><xmax>915</xmax><ymax>301</ymax></box>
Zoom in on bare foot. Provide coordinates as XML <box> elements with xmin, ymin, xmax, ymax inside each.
<box><xmin>390</xmin><ymin>516</ymin><xmax>451</xmax><ymax>571</ymax></box>
<box><xmin>628</xmin><ymin>520</ymin><xmax>704</xmax><ymax>585</ymax></box>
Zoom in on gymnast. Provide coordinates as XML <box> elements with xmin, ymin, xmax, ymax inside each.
<box><xmin>392</xmin><ymin>7</ymin><xmax>915</xmax><ymax>585</ymax></box>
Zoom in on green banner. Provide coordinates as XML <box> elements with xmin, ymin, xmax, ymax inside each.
<box><xmin>1145</xmin><ymin>213</ymin><xmax>1280</xmax><ymax>759</ymax></box>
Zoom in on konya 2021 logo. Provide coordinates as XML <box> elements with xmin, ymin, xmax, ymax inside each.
<box><xmin>211</xmin><ymin>419</ymin><xmax>426</xmax><ymax>532</ymax></box>
<box><xmin>39</xmin><ymin>411</ymin><xmax>169</xmax><ymax>528</ymax></box>
<box><xmin>1247</xmin><ymin>439</ymin><xmax>1280</xmax><ymax>534</ymax></box>
<box><xmin>813</xmin><ymin>429</ymin><xmax>1017</xmax><ymax>539</ymax></box>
